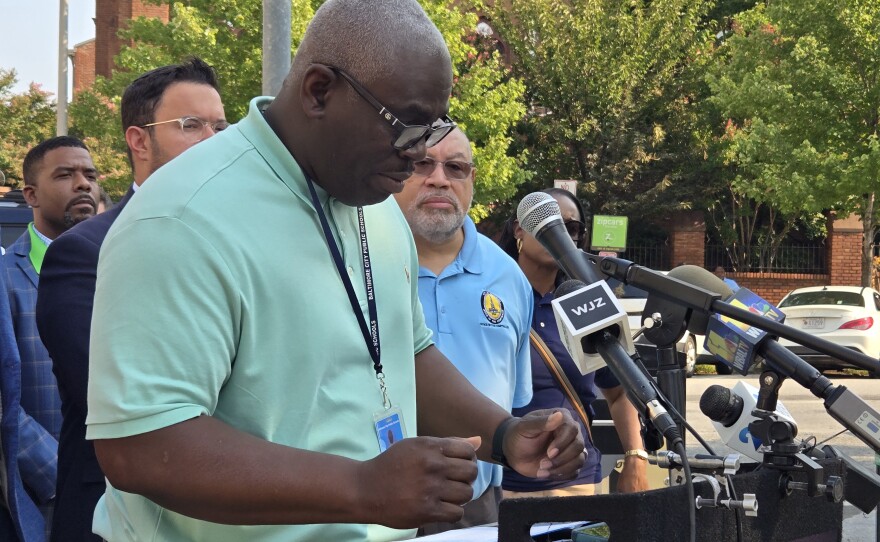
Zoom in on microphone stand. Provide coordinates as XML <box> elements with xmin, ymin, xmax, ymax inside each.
<box><xmin>594</xmin><ymin>255</ymin><xmax>880</xmax><ymax>455</ymax></box>
<box><xmin>749</xmin><ymin>370</ymin><xmax>844</xmax><ymax>503</ymax></box>
<box><xmin>594</xmin><ymin>256</ymin><xmax>880</xmax><ymax>373</ymax></box>
<box><xmin>655</xmin><ymin>345</ymin><xmax>687</xmax><ymax>444</ymax></box>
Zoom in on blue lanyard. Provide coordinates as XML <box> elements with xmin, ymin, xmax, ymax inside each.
<box><xmin>305</xmin><ymin>177</ymin><xmax>390</xmax><ymax>406</ymax></box>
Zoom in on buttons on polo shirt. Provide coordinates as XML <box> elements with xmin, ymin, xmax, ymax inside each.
<box><xmin>539</xmin><ymin>322</ymin><xmax>545</xmax><ymax>327</ymax></box>
<box><xmin>347</xmin><ymin>266</ymin><xmax>354</xmax><ymax>277</ymax></box>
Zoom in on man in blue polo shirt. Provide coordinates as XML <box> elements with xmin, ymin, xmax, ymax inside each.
<box><xmin>395</xmin><ymin>128</ymin><xmax>533</xmax><ymax>534</ymax></box>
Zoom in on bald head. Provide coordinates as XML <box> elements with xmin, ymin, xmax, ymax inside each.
<box><xmin>291</xmin><ymin>0</ymin><xmax>449</xmax><ymax>86</ymax></box>
<box><xmin>265</xmin><ymin>0</ymin><xmax>454</xmax><ymax>207</ymax></box>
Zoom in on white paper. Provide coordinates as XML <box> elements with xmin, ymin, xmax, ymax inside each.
<box><xmin>416</xmin><ymin>521</ymin><xmax>588</xmax><ymax>541</ymax></box>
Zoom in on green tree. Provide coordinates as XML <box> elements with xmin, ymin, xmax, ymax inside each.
<box><xmin>481</xmin><ymin>0</ymin><xmax>713</xmax><ymax>228</ymax></box>
<box><xmin>706</xmin><ymin>1</ymin><xmax>880</xmax><ymax>284</ymax></box>
<box><xmin>0</xmin><ymin>69</ymin><xmax>56</xmax><ymax>185</ymax></box>
<box><xmin>69</xmin><ymin>0</ymin><xmax>528</xmax><ymax>217</ymax></box>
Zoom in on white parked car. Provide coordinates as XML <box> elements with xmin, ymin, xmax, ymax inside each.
<box><xmin>777</xmin><ymin>285</ymin><xmax>880</xmax><ymax>377</ymax></box>
<box><xmin>605</xmin><ymin>277</ymin><xmax>708</xmax><ymax>377</ymax></box>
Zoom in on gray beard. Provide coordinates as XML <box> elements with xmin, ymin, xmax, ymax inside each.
<box><xmin>408</xmin><ymin>208</ymin><xmax>466</xmax><ymax>244</ymax></box>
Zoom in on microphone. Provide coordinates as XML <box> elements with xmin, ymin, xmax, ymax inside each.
<box><xmin>699</xmin><ymin>381</ymin><xmax>797</xmax><ymax>463</ymax></box>
<box><xmin>551</xmin><ymin>279</ymin><xmax>634</xmax><ymax>375</ymax></box>
<box><xmin>591</xmin><ymin>261</ymin><xmax>880</xmax><ymax>454</ymax></box>
<box><xmin>672</xmin><ymin>267</ymin><xmax>880</xmax><ymax>454</ymax></box>
<box><xmin>516</xmin><ymin>192</ymin><xmax>604</xmax><ymax>285</ymax></box>
<box><xmin>551</xmin><ymin>279</ymin><xmax>681</xmax><ymax>446</ymax></box>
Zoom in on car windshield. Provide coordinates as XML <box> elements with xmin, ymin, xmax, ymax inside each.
<box><xmin>779</xmin><ymin>291</ymin><xmax>865</xmax><ymax>308</ymax></box>
<box><xmin>605</xmin><ymin>278</ymin><xmax>648</xmax><ymax>299</ymax></box>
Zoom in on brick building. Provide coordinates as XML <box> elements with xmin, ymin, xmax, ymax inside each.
<box><xmin>71</xmin><ymin>0</ymin><xmax>169</xmax><ymax>94</ymax></box>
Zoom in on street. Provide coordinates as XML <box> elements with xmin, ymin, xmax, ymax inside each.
<box><xmin>684</xmin><ymin>373</ymin><xmax>879</xmax><ymax>541</ymax></box>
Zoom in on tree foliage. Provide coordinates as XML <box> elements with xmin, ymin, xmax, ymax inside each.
<box><xmin>481</xmin><ymin>0</ymin><xmax>713</xmax><ymax>228</ymax></box>
<box><xmin>0</xmin><ymin>69</ymin><xmax>56</xmax><ymax>185</ymax></box>
<box><xmin>706</xmin><ymin>0</ymin><xmax>880</xmax><ymax>283</ymax></box>
<box><xmin>67</xmin><ymin>0</ymin><xmax>528</xmax><ymax>218</ymax></box>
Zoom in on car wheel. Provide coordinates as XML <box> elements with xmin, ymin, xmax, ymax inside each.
<box><xmin>683</xmin><ymin>336</ymin><xmax>696</xmax><ymax>378</ymax></box>
<box><xmin>715</xmin><ymin>362</ymin><xmax>733</xmax><ymax>375</ymax></box>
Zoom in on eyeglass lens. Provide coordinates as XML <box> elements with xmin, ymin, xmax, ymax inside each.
<box><xmin>180</xmin><ymin>118</ymin><xmax>229</xmax><ymax>138</ymax></box>
<box><xmin>394</xmin><ymin>123</ymin><xmax>453</xmax><ymax>151</ymax></box>
<box><xmin>413</xmin><ymin>157</ymin><xmax>473</xmax><ymax>180</ymax></box>
<box><xmin>565</xmin><ymin>220</ymin><xmax>585</xmax><ymax>240</ymax></box>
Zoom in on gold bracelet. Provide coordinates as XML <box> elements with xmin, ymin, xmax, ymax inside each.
<box><xmin>623</xmin><ymin>449</ymin><xmax>648</xmax><ymax>461</ymax></box>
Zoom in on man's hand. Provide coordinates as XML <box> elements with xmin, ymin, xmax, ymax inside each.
<box><xmin>357</xmin><ymin>436</ymin><xmax>480</xmax><ymax>529</ymax></box>
<box><xmin>502</xmin><ymin>410</ymin><xmax>584</xmax><ymax>479</ymax></box>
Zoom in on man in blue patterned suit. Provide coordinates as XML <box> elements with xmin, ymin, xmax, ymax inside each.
<box><xmin>0</xmin><ymin>268</ymin><xmax>57</xmax><ymax>542</ymax></box>
<box><xmin>1</xmin><ymin>135</ymin><xmax>99</xmax><ymax>531</ymax></box>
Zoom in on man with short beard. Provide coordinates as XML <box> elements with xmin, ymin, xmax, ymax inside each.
<box><xmin>1</xmin><ymin>135</ymin><xmax>99</xmax><ymax>531</ymax></box>
<box><xmin>394</xmin><ymin>128</ymin><xmax>534</xmax><ymax>533</ymax></box>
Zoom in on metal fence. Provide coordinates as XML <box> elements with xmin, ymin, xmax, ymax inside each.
<box><xmin>705</xmin><ymin>243</ymin><xmax>827</xmax><ymax>274</ymax></box>
<box><xmin>618</xmin><ymin>244</ymin><xmax>671</xmax><ymax>270</ymax></box>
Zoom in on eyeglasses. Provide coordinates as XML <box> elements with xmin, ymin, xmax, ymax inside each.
<box><xmin>140</xmin><ymin>116</ymin><xmax>230</xmax><ymax>142</ymax></box>
<box><xmin>412</xmin><ymin>156</ymin><xmax>474</xmax><ymax>181</ymax></box>
<box><xmin>565</xmin><ymin>219</ymin><xmax>586</xmax><ymax>241</ymax></box>
<box><xmin>324</xmin><ymin>65</ymin><xmax>456</xmax><ymax>151</ymax></box>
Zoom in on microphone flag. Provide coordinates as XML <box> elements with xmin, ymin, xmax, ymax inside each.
<box><xmin>704</xmin><ymin>288</ymin><xmax>786</xmax><ymax>375</ymax></box>
<box><xmin>551</xmin><ymin>280</ymin><xmax>633</xmax><ymax>375</ymax></box>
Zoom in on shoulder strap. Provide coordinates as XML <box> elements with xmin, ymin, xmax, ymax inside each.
<box><xmin>529</xmin><ymin>329</ymin><xmax>593</xmax><ymax>443</ymax></box>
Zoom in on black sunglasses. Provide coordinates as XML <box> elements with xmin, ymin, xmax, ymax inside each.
<box><xmin>565</xmin><ymin>219</ymin><xmax>586</xmax><ymax>241</ymax></box>
<box><xmin>323</xmin><ymin>64</ymin><xmax>456</xmax><ymax>151</ymax></box>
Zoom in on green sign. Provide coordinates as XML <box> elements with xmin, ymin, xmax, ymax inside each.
<box><xmin>591</xmin><ymin>215</ymin><xmax>628</xmax><ymax>251</ymax></box>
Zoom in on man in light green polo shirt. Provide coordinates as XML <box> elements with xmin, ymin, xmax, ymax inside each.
<box><xmin>86</xmin><ymin>1</ymin><xmax>587</xmax><ymax>541</ymax></box>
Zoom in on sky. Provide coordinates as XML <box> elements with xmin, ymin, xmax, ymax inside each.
<box><xmin>0</xmin><ymin>0</ymin><xmax>97</xmax><ymax>98</ymax></box>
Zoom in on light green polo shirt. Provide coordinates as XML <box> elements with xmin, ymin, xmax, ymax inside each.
<box><xmin>87</xmin><ymin>97</ymin><xmax>433</xmax><ymax>542</ymax></box>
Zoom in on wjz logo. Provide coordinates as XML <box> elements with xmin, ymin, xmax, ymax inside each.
<box><xmin>569</xmin><ymin>298</ymin><xmax>606</xmax><ymax>316</ymax></box>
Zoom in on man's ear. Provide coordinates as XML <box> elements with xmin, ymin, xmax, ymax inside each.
<box><xmin>22</xmin><ymin>184</ymin><xmax>38</xmax><ymax>207</ymax></box>
<box><xmin>125</xmin><ymin>126</ymin><xmax>151</xmax><ymax>164</ymax></box>
<box><xmin>299</xmin><ymin>64</ymin><xmax>336</xmax><ymax>120</ymax></box>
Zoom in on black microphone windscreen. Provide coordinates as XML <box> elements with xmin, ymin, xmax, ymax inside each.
<box><xmin>554</xmin><ymin>279</ymin><xmax>586</xmax><ymax>299</ymax></box>
<box><xmin>517</xmin><ymin>192</ymin><xmax>560</xmax><ymax>236</ymax></box>
<box><xmin>699</xmin><ymin>384</ymin><xmax>743</xmax><ymax>427</ymax></box>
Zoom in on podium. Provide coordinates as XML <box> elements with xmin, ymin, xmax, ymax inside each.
<box><xmin>498</xmin><ymin>459</ymin><xmax>847</xmax><ymax>541</ymax></box>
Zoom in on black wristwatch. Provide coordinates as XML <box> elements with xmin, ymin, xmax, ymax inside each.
<box><xmin>491</xmin><ymin>417</ymin><xmax>518</xmax><ymax>469</ymax></box>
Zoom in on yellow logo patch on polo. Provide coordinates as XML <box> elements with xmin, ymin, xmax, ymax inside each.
<box><xmin>481</xmin><ymin>291</ymin><xmax>505</xmax><ymax>324</ymax></box>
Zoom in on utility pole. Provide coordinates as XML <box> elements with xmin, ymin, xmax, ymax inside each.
<box><xmin>262</xmin><ymin>0</ymin><xmax>291</xmax><ymax>96</ymax></box>
<box><xmin>57</xmin><ymin>0</ymin><xmax>69</xmax><ymax>136</ymax></box>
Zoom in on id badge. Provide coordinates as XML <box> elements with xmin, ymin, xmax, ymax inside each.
<box><xmin>373</xmin><ymin>406</ymin><xmax>407</xmax><ymax>453</ymax></box>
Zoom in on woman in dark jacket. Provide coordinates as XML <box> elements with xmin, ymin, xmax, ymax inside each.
<box><xmin>498</xmin><ymin>188</ymin><xmax>649</xmax><ymax>497</ymax></box>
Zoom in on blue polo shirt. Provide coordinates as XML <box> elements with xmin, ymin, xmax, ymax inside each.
<box><xmin>417</xmin><ymin>216</ymin><xmax>533</xmax><ymax>498</ymax></box>
<box><xmin>502</xmin><ymin>288</ymin><xmax>620</xmax><ymax>492</ymax></box>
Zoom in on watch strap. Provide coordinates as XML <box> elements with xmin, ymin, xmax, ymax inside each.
<box><xmin>491</xmin><ymin>417</ymin><xmax>518</xmax><ymax>469</ymax></box>
<box><xmin>624</xmin><ymin>449</ymin><xmax>649</xmax><ymax>460</ymax></box>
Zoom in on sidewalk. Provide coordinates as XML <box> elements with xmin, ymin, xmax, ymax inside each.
<box><xmin>843</xmin><ymin>503</ymin><xmax>875</xmax><ymax>541</ymax></box>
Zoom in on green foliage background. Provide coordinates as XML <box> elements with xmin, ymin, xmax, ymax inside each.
<box><xmin>3</xmin><ymin>0</ymin><xmax>880</xmax><ymax>283</ymax></box>
<box><xmin>65</xmin><ymin>0</ymin><xmax>528</xmax><ymax>221</ymax></box>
